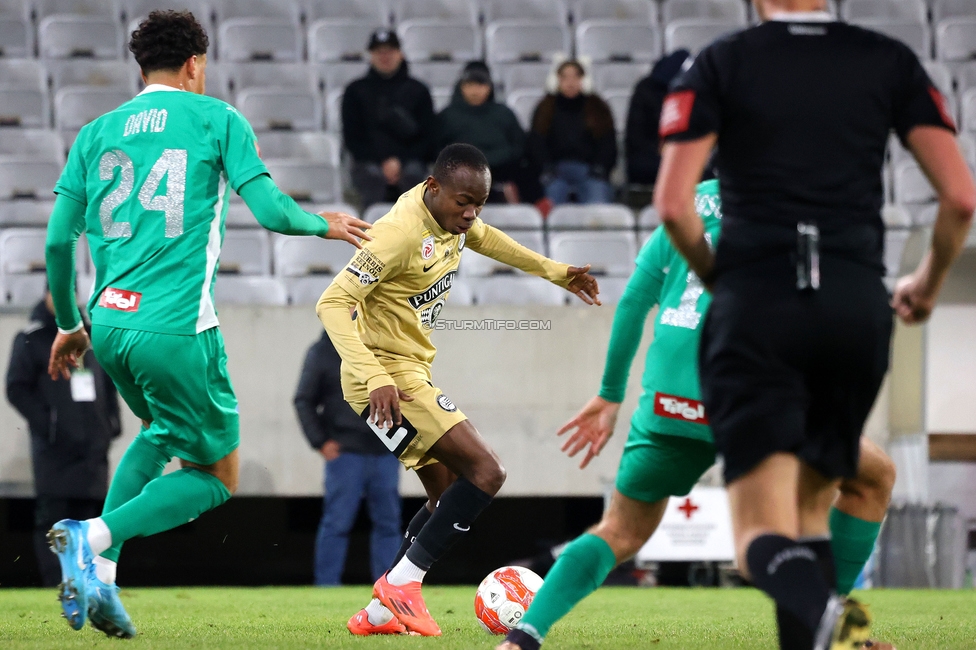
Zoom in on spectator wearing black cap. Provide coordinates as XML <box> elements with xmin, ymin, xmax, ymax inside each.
<box><xmin>342</xmin><ymin>29</ymin><xmax>437</xmax><ymax>209</ymax></box>
<box><xmin>437</xmin><ymin>61</ymin><xmax>525</xmax><ymax>204</ymax></box>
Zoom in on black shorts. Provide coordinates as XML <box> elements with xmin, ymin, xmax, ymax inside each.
<box><xmin>700</xmin><ymin>254</ymin><xmax>893</xmax><ymax>483</ymax></box>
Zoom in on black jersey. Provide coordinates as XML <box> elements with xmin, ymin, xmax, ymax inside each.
<box><xmin>661</xmin><ymin>17</ymin><xmax>956</xmax><ymax>273</ymax></box>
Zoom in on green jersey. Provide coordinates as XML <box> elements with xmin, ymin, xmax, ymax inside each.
<box><xmin>599</xmin><ymin>179</ymin><xmax>722</xmax><ymax>442</ymax></box>
<box><xmin>53</xmin><ymin>85</ymin><xmax>269</xmax><ymax>335</ymax></box>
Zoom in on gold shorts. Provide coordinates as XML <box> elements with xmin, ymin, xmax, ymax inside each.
<box><xmin>341</xmin><ymin>366</ymin><xmax>467</xmax><ymax>470</ymax></box>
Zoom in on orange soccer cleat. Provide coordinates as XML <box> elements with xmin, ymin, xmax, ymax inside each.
<box><xmin>346</xmin><ymin>608</ymin><xmax>408</xmax><ymax>636</ymax></box>
<box><xmin>372</xmin><ymin>573</ymin><xmax>442</xmax><ymax>637</ymax></box>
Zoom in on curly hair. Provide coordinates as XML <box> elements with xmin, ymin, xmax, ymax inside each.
<box><xmin>129</xmin><ymin>10</ymin><xmax>209</xmax><ymax>75</ymax></box>
<box><xmin>432</xmin><ymin>143</ymin><xmax>490</xmax><ymax>183</ymax></box>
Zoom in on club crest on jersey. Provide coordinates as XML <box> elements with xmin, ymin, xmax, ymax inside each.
<box><xmin>98</xmin><ymin>287</ymin><xmax>142</xmax><ymax>312</ymax></box>
<box><xmin>654</xmin><ymin>392</ymin><xmax>709</xmax><ymax>424</ymax></box>
<box><xmin>458</xmin><ymin>233</ymin><xmax>466</xmax><ymax>251</ymax></box>
<box><xmin>345</xmin><ymin>266</ymin><xmax>378</xmax><ymax>286</ymax></box>
<box><xmin>421</xmin><ymin>230</ymin><xmax>435</xmax><ymax>260</ymax></box>
<box><xmin>437</xmin><ymin>394</ymin><xmax>457</xmax><ymax>412</ymax></box>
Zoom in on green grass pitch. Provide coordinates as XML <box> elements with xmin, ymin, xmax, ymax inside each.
<box><xmin>0</xmin><ymin>586</ymin><xmax>974</xmax><ymax>649</ymax></box>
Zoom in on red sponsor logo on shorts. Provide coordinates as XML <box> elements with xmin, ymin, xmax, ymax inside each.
<box><xmin>928</xmin><ymin>86</ymin><xmax>957</xmax><ymax>132</ymax></box>
<box><xmin>98</xmin><ymin>287</ymin><xmax>142</xmax><ymax>312</ymax></box>
<box><xmin>659</xmin><ymin>90</ymin><xmax>696</xmax><ymax>138</ymax></box>
<box><xmin>654</xmin><ymin>392</ymin><xmax>709</xmax><ymax>423</ymax></box>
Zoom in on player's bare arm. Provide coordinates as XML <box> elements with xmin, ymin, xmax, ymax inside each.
<box><xmin>557</xmin><ymin>396</ymin><xmax>621</xmax><ymax>469</ymax></box>
<box><xmin>320</xmin><ymin>210</ymin><xmax>373</xmax><ymax>248</ymax></box>
<box><xmin>893</xmin><ymin>125</ymin><xmax>976</xmax><ymax>324</ymax></box>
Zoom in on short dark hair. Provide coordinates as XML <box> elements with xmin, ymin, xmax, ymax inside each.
<box><xmin>432</xmin><ymin>143</ymin><xmax>489</xmax><ymax>184</ymax></box>
<box><xmin>129</xmin><ymin>10</ymin><xmax>209</xmax><ymax>75</ymax></box>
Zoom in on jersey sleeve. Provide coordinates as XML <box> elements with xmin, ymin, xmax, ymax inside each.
<box><xmin>892</xmin><ymin>45</ymin><xmax>957</xmax><ymax>144</ymax></box>
<box><xmin>331</xmin><ymin>219</ymin><xmax>411</xmax><ymax>302</ymax></box>
<box><xmin>660</xmin><ymin>45</ymin><xmax>723</xmax><ymax>143</ymax></box>
<box><xmin>53</xmin><ymin>125</ymin><xmax>88</xmax><ymax>204</ymax></box>
<box><xmin>466</xmin><ymin>219</ymin><xmax>572</xmax><ymax>288</ymax></box>
<box><xmin>218</xmin><ymin>105</ymin><xmax>270</xmax><ymax>193</ymax></box>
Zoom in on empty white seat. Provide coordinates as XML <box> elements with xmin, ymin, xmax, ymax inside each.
<box><xmin>214</xmin><ymin>276</ymin><xmax>287</xmax><ymax>305</ymax></box>
<box><xmin>2</xmin><ymin>273</ymin><xmax>48</xmax><ymax>306</ymax></box>
<box><xmin>308</xmin><ymin>19</ymin><xmax>375</xmax><ymax>63</ymax></box>
<box><xmin>305</xmin><ymin>0</ymin><xmax>390</xmax><ymax>24</ymax></box>
<box><xmin>0</xmin><ymin>200</ymin><xmax>56</xmax><ymax>226</ymax></box>
<box><xmin>573</xmin><ymin>0</ymin><xmax>657</xmax><ymax>25</ymax></box>
<box><xmin>202</xmin><ymin>62</ymin><xmax>234</xmax><ymax>103</ymax></box>
<box><xmin>576</xmin><ymin>20</ymin><xmax>660</xmax><ymax>63</ymax></box>
<box><xmin>311</xmin><ymin>202</ymin><xmax>360</xmax><ymax>221</ymax></box>
<box><xmin>325</xmin><ymin>87</ymin><xmax>343</xmax><ymax>133</ymax></box>
<box><xmin>664</xmin><ymin>19</ymin><xmax>742</xmax><ymax>54</ymax></box>
<box><xmin>460</xmin><ymin>230</ymin><xmax>545</xmax><ymax>276</ymax></box>
<box><xmin>0</xmin><ymin>60</ymin><xmax>48</xmax><ymax>127</ymax></box>
<box><xmin>663</xmin><ymin>0</ymin><xmax>747</xmax><ymax>25</ymax></box>
<box><xmin>506</xmin><ymin>88</ymin><xmax>546</xmax><ymax>130</ymax></box>
<box><xmin>0</xmin><ymin>15</ymin><xmax>31</xmax><ymax>58</ymax></box>
<box><xmin>882</xmin><ymin>204</ymin><xmax>912</xmax><ymax>228</ymax></box>
<box><xmin>912</xmin><ymin>203</ymin><xmax>938</xmax><ymax>227</ymax></box>
<box><xmin>315</xmin><ymin>62</ymin><xmax>369</xmax><ymax>93</ymax></box>
<box><xmin>122</xmin><ymin>1</ymin><xmax>216</xmax><ymax>41</ymax></box>
<box><xmin>472</xmin><ymin>275</ymin><xmax>566</xmax><ymax>305</ymax></box>
<box><xmin>219</xmin><ymin>229</ymin><xmax>270</xmax><ymax>275</ymax></box>
<box><xmin>637</xmin><ymin>205</ymin><xmax>661</xmax><ymax>229</ymax></box>
<box><xmin>957</xmin><ymin>131</ymin><xmax>976</xmax><ymax>168</ymax></box>
<box><xmin>398</xmin><ymin>20</ymin><xmax>482</xmax><ymax>62</ymax></box>
<box><xmin>218</xmin><ymin>20</ymin><xmax>303</xmax><ymax>62</ymax></box>
<box><xmin>922</xmin><ymin>61</ymin><xmax>954</xmax><ymax>100</ymax></box>
<box><xmin>602</xmin><ymin>88</ymin><xmax>629</xmax><ymax>132</ymax></box>
<box><xmin>227</xmin><ymin>62</ymin><xmax>314</xmax><ymax>94</ymax></box>
<box><xmin>498</xmin><ymin>62</ymin><xmax>552</xmax><ymax>94</ymax></box>
<box><xmin>410</xmin><ymin>62</ymin><xmax>466</xmax><ymax>90</ymax></box>
<box><xmin>393</xmin><ymin>0</ymin><xmax>479</xmax><ymax>24</ymax></box>
<box><xmin>54</xmin><ymin>87</ymin><xmax>131</xmax><ymax>142</ymax></box>
<box><xmin>842</xmin><ymin>0</ymin><xmax>926</xmax><ymax>23</ymax></box>
<box><xmin>961</xmin><ymin>88</ymin><xmax>976</xmax><ymax>134</ymax></box>
<box><xmin>274</xmin><ymin>235</ymin><xmax>354</xmax><ymax>277</ymax></box>
<box><xmin>548</xmin><ymin>204</ymin><xmax>633</xmax><ymax>229</ymax></box>
<box><xmin>225</xmin><ymin>202</ymin><xmax>259</xmax><ymax>228</ymax></box>
<box><xmin>39</xmin><ymin>15</ymin><xmax>123</xmax><ymax>59</ymax></box>
<box><xmin>957</xmin><ymin>61</ymin><xmax>976</xmax><ymax>96</ymax></box>
<box><xmin>884</xmin><ymin>229</ymin><xmax>911</xmax><ymax>277</ymax></box>
<box><xmin>255</xmin><ymin>131</ymin><xmax>341</xmax><ymax>166</ymax></box>
<box><xmin>0</xmin><ymin>129</ymin><xmax>65</xmax><ymax>164</ymax></box>
<box><xmin>933</xmin><ymin>0</ymin><xmax>976</xmax><ymax>22</ymax></box>
<box><xmin>285</xmin><ymin>276</ymin><xmax>333</xmax><ymax>304</ymax></box>
<box><xmin>49</xmin><ymin>60</ymin><xmax>139</xmax><ymax>94</ymax></box>
<box><xmin>853</xmin><ymin>19</ymin><xmax>931</xmax><ymax>59</ymax></box>
<box><xmin>0</xmin><ymin>227</ymin><xmax>46</xmax><ymax>273</ymax></box>
<box><xmin>264</xmin><ymin>160</ymin><xmax>341</xmax><ymax>203</ymax></box>
<box><xmin>431</xmin><ymin>86</ymin><xmax>452</xmax><ymax>111</ymax></box>
<box><xmin>486</xmin><ymin>21</ymin><xmax>571</xmax><ymax>64</ymax></box>
<box><xmin>35</xmin><ymin>0</ymin><xmax>118</xmax><ymax>18</ymax></box>
<box><xmin>211</xmin><ymin>0</ymin><xmax>300</xmax><ymax>22</ymax></box>
<box><xmin>549</xmin><ymin>231</ymin><xmax>637</xmax><ymax>276</ymax></box>
<box><xmin>483</xmin><ymin>0</ymin><xmax>569</xmax><ymax>24</ymax></box>
<box><xmin>364</xmin><ymin>202</ymin><xmax>394</xmax><ymax>223</ymax></box>
<box><xmin>0</xmin><ymin>158</ymin><xmax>60</xmax><ymax>199</ymax></box>
<box><xmin>478</xmin><ymin>205</ymin><xmax>544</xmax><ymax>229</ymax></box>
<box><xmin>937</xmin><ymin>17</ymin><xmax>976</xmax><ymax>62</ymax></box>
<box><xmin>236</xmin><ymin>87</ymin><xmax>320</xmax><ymax>131</ymax></box>
<box><xmin>893</xmin><ymin>160</ymin><xmax>935</xmax><ymax>204</ymax></box>
<box><xmin>446</xmin><ymin>276</ymin><xmax>474</xmax><ymax>305</ymax></box>
<box><xmin>592</xmin><ymin>62</ymin><xmax>651</xmax><ymax>94</ymax></box>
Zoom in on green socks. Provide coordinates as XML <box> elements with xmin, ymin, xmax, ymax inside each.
<box><xmin>518</xmin><ymin>533</ymin><xmax>619</xmax><ymax>641</ymax></box>
<box><xmin>828</xmin><ymin>507</ymin><xmax>882</xmax><ymax>595</ymax></box>
<box><xmin>99</xmin><ymin>433</ymin><xmax>170</xmax><ymax>562</ymax></box>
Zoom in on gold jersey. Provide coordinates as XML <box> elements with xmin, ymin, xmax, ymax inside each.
<box><xmin>317</xmin><ymin>182</ymin><xmax>571</xmax><ymax>393</ymax></box>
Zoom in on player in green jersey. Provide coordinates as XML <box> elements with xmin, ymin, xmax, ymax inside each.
<box><xmin>499</xmin><ymin>180</ymin><xmax>896</xmax><ymax>650</ymax></box>
<box><xmin>43</xmin><ymin>11</ymin><xmax>370</xmax><ymax>638</ymax></box>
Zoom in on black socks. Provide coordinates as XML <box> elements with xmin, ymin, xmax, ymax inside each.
<box><xmin>406</xmin><ymin>476</ymin><xmax>493</xmax><ymax>571</ymax></box>
<box><xmin>390</xmin><ymin>504</ymin><xmax>433</xmax><ymax>570</ymax></box>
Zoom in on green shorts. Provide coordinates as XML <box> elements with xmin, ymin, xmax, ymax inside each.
<box><xmin>615</xmin><ymin>426</ymin><xmax>717</xmax><ymax>504</ymax></box>
<box><xmin>91</xmin><ymin>325</ymin><xmax>240</xmax><ymax>465</ymax></box>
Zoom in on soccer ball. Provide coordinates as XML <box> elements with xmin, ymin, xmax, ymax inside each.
<box><xmin>474</xmin><ymin>565</ymin><xmax>544</xmax><ymax>634</ymax></box>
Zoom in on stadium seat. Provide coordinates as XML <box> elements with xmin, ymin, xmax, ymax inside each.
<box><xmin>236</xmin><ymin>87</ymin><xmax>321</xmax><ymax>132</ymax></box>
<box><xmin>548</xmin><ymin>204</ymin><xmax>634</xmax><ymax>229</ymax></box>
<box><xmin>226</xmin><ymin>62</ymin><xmax>315</xmax><ymax>95</ymax></box>
<box><xmin>957</xmin><ymin>61</ymin><xmax>976</xmax><ymax>96</ymax></box>
<box><xmin>214</xmin><ymin>276</ymin><xmax>288</xmax><ymax>305</ymax></box>
<box><xmin>887</xmin><ymin>134</ymin><xmax>911</xmax><ymax>166</ymax></box>
<box><xmin>410</xmin><ymin>62</ymin><xmax>465</xmax><ymax>90</ymax></box>
<box><xmin>202</xmin><ymin>62</ymin><xmax>234</xmax><ymax>103</ymax></box>
<box><xmin>218</xmin><ymin>20</ymin><xmax>303</xmax><ymax>62</ymax></box>
<box><xmin>498</xmin><ymin>62</ymin><xmax>552</xmax><ymax>94</ymax></box>
<box><xmin>0</xmin><ymin>14</ymin><xmax>31</xmax><ymax>58</ymax></box>
<box><xmin>933</xmin><ymin>0</ymin><xmax>976</xmax><ymax>22</ymax></box>
<box><xmin>324</xmin><ymin>87</ymin><xmax>343</xmax><ymax>133</ymax></box>
<box><xmin>225</xmin><ymin>203</ymin><xmax>259</xmax><ymax>228</ymax></box>
<box><xmin>2</xmin><ymin>272</ymin><xmax>48</xmax><ymax>306</ymax></box>
<box><xmin>54</xmin><ymin>87</ymin><xmax>131</xmax><ymax>144</ymax></box>
<box><xmin>483</xmin><ymin>0</ymin><xmax>569</xmax><ymax>24</ymax></box>
<box><xmin>274</xmin><ymin>235</ymin><xmax>355</xmax><ymax>277</ymax></box>
<box><xmin>219</xmin><ymin>229</ymin><xmax>271</xmax><ymax>275</ymax></box>
<box><xmin>211</xmin><ymin>0</ymin><xmax>300</xmax><ymax>22</ymax></box>
<box><xmin>38</xmin><ymin>15</ymin><xmax>123</xmax><ymax>59</ymax></box>
<box><xmin>34</xmin><ymin>0</ymin><xmax>118</xmax><ymax>18</ymax></box>
<box><xmin>637</xmin><ymin>205</ymin><xmax>661</xmax><ymax>229</ymax></box>
<box><xmin>431</xmin><ymin>85</ymin><xmax>452</xmax><ymax>111</ymax></box>
<box><xmin>957</xmin><ymin>131</ymin><xmax>976</xmax><ymax>169</ymax></box>
<box><xmin>961</xmin><ymin>88</ymin><xmax>976</xmax><ymax>134</ymax></box>
<box><xmin>49</xmin><ymin>60</ymin><xmax>139</xmax><ymax>95</ymax></box>
<box><xmin>893</xmin><ymin>160</ymin><xmax>936</xmax><ymax>204</ymax></box>
<box><xmin>549</xmin><ymin>231</ymin><xmax>637</xmax><ymax>276</ymax></box>
<box><xmin>573</xmin><ymin>0</ymin><xmax>657</xmax><ymax>25</ymax></box>
<box><xmin>0</xmin><ymin>227</ymin><xmax>46</xmax><ymax>274</ymax></box>
<box><xmin>937</xmin><ymin>17</ymin><xmax>976</xmax><ymax>62</ymax></box>
<box><xmin>852</xmin><ymin>19</ymin><xmax>932</xmax><ymax>59</ymax></box>
<box><xmin>0</xmin><ymin>199</ymin><xmax>55</xmax><ymax>227</ymax></box>
<box><xmin>841</xmin><ymin>0</ymin><xmax>927</xmax><ymax>23</ymax></box>
<box><xmin>882</xmin><ymin>204</ymin><xmax>912</xmax><ymax>228</ymax></box>
<box><xmin>254</xmin><ymin>131</ymin><xmax>342</xmax><ymax>167</ymax></box>
<box><xmin>472</xmin><ymin>275</ymin><xmax>566</xmax><ymax>305</ymax></box>
<box><xmin>576</xmin><ymin>21</ymin><xmax>661</xmax><ymax>63</ymax></box>
<box><xmin>305</xmin><ymin>0</ymin><xmax>391</xmax><ymax>25</ymax></box>
<box><xmin>0</xmin><ymin>158</ymin><xmax>61</xmax><ymax>199</ymax></box>
<box><xmin>922</xmin><ymin>61</ymin><xmax>954</xmax><ymax>101</ymax></box>
<box><xmin>485</xmin><ymin>21</ymin><xmax>572</xmax><ymax>64</ymax></box>
<box><xmin>397</xmin><ymin>20</ymin><xmax>482</xmax><ymax>62</ymax></box>
<box><xmin>121</xmin><ymin>0</ymin><xmax>216</xmax><ymax>38</ymax></box>
<box><xmin>664</xmin><ymin>19</ymin><xmax>742</xmax><ymax>54</ymax></box>
<box><xmin>308</xmin><ymin>19</ymin><xmax>375</xmax><ymax>63</ymax></box>
<box><xmin>592</xmin><ymin>62</ymin><xmax>651</xmax><ymax>94</ymax></box>
<box><xmin>363</xmin><ymin>203</ymin><xmax>394</xmax><ymax>223</ymax></box>
<box><xmin>284</xmin><ymin>276</ymin><xmax>333</xmax><ymax>304</ymax></box>
<box><xmin>505</xmin><ymin>88</ymin><xmax>546</xmax><ymax>130</ymax></box>
<box><xmin>662</xmin><ymin>0</ymin><xmax>747</xmax><ymax>25</ymax></box>
<box><xmin>264</xmin><ymin>160</ymin><xmax>341</xmax><ymax>203</ymax></box>
<box><xmin>0</xmin><ymin>129</ymin><xmax>65</xmax><ymax>164</ymax></box>
<box><xmin>478</xmin><ymin>204</ymin><xmax>545</xmax><ymax>230</ymax></box>
<box><xmin>461</xmin><ymin>230</ymin><xmax>545</xmax><ymax>276</ymax></box>
<box><xmin>446</xmin><ymin>276</ymin><xmax>474</xmax><ymax>305</ymax></box>
<box><xmin>315</xmin><ymin>61</ymin><xmax>369</xmax><ymax>93</ymax></box>
<box><xmin>393</xmin><ymin>0</ymin><xmax>479</xmax><ymax>25</ymax></box>
<box><xmin>603</xmin><ymin>88</ymin><xmax>630</xmax><ymax>133</ymax></box>
<box><xmin>0</xmin><ymin>60</ymin><xmax>49</xmax><ymax>127</ymax></box>
<box><xmin>912</xmin><ymin>203</ymin><xmax>938</xmax><ymax>227</ymax></box>
<box><xmin>884</xmin><ymin>229</ymin><xmax>911</xmax><ymax>278</ymax></box>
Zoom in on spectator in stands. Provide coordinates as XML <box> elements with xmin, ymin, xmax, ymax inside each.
<box><xmin>294</xmin><ymin>331</ymin><xmax>401</xmax><ymax>586</ymax></box>
<box><xmin>5</xmin><ymin>289</ymin><xmax>121</xmax><ymax>587</ymax></box>
<box><xmin>625</xmin><ymin>50</ymin><xmax>692</xmax><ymax>187</ymax></box>
<box><xmin>438</xmin><ymin>61</ymin><xmax>525</xmax><ymax>204</ymax></box>
<box><xmin>529</xmin><ymin>60</ymin><xmax>617</xmax><ymax>207</ymax></box>
<box><xmin>342</xmin><ymin>29</ymin><xmax>437</xmax><ymax>209</ymax></box>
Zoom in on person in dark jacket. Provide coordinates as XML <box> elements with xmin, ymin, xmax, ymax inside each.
<box><xmin>294</xmin><ymin>331</ymin><xmax>401</xmax><ymax>586</ymax></box>
<box><xmin>438</xmin><ymin>61</ymin><xmax>525</xmax><ymax>204</ymax></box>
<box><xmin>5</xmin><ymin>292</ymin><xmax>121</xmax><ymax>587</ymax></box>
<box><xmin>625</xmin><ymin>50</ymin><xmax>693</xmax><ymax>186</ymax></box>
<box><xmin>342</xmin><ymin>29</ymin><xmax>437</xmax><ymax>209</ymax></box>
<box><xmin>530</xmin><ymin>60</ymin><xmax>617</xmax><ymax>206</ymax></box>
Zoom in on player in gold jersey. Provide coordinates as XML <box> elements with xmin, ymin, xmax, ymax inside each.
<box><xmin>317</xmin><ymin>144</ymin><xmax>600</xmax><ymax>637</ymax></box>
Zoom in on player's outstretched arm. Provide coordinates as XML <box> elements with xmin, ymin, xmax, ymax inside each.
<box><xmin>45</xmin><ymin>194</ymin><xmax>91</xmax><ymax>380</ymax></box>
<box><xmin>557</xmin><ymin>396</ymin><xmax>621</xmax><ymax>469</ymax></box>
<box><xmin>565</xmin><ymin>265</ymin><xmax>601</xmax><ymax>306</ymax></box>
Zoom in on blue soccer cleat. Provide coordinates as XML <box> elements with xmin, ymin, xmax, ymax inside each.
<box><xmin>88</xmin><ymin>576</ymin><xmax>136</xmax><ymax>639</ymax></box>
<box><xmin>46</xmin><ymin>519</ymin><xmax>93</xmax><ymax>631</ymax></box>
